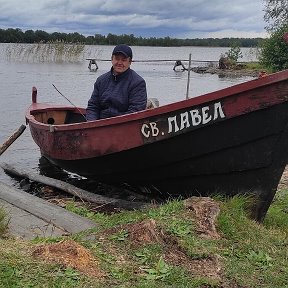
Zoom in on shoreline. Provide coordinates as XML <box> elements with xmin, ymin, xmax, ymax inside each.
<box><xmin>191</xmin><ymin>66</ymin><xmax>260</xmax><ymax>78</ymax></box>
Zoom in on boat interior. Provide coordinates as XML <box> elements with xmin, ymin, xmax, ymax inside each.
<box><xmin>30</xmin><ymin>97</ymin><xmax>160</xmax><ymax>125</ymax></box>
<box><xmin>31</xmin><ymin>108</ymin><xmax>86</xmax><ymax>125</ymax></box>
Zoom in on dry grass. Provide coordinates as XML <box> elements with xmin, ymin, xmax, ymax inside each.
<box><xmin>5</xmin><ymin>41</ymin><xmax>85</xmax><ymax>63</ymax></box>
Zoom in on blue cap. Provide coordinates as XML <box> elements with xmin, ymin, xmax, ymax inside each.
<box><xmin>112</xmin><ymin>44</ymin><xmax>133</xmax><ymax>59</ymax></box>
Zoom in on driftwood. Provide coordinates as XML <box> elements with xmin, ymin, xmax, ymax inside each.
<box><xmin>0</xmin><ymin>125</ymin><xmax>26</xmax><ymax>156</ymax></box>
<box><xmin>0</xmin><ymin>162</ymin><xmax>148</xmax><ymax>210</ymax></box>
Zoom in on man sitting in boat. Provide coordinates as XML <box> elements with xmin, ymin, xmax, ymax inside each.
<box><xmin>86</xmin><ymin>44</ymin><xmax>147</xmax><ymax>120</ymax></box>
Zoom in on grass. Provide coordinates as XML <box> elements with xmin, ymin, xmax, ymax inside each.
<box><xmin>242</xmin><ymin>61</ymin><xmax>264</xmax><ymax>70</ymax></box>
<box><xmin>5</xmin><ymin>41</ymin><xmax>85</xmax><ymax>63</ymax></box>
<box><xmin>0</xmin><ymin>207</ymin><xmax>8</xmax><ymax>237</ymax></box>
<box><xmin>240</xmin><ymin>61</ymin><xmax>276</xmax><ymax>74</ymax></box>
<box><xmin>1</xmin><ymin>189</ymin><xmax>288</xmax><ymax>287</ymax></box>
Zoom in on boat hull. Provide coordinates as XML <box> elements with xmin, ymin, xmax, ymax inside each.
<box><xmin>39</xmin><ymin>102</ymin><xmax>288</xmax><ymax>221</ymax></box>
<box><xmin>26</xmin><ymin>70</ymin><xmax>288</xmax><ymax>221</ymax></box>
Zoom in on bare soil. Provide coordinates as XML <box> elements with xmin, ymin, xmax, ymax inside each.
<box><xmin>31</xmin><ymin>197</ymin><xmax>223</xmax><ymax>281</ymax></box>
<box><xmin>32</xmin><ymin>239</ymin><xmax>105</xmax><ymax>278</ymax></box>
<box><xmin>99</xmin><ymin>197</ymin><xmax>222</xmax><ymax>281</ymax></box>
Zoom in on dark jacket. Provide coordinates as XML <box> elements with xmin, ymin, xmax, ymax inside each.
<box><xmin>86</xmin><ymin>68</ymin><xmax>147</xmax><ymax>120</ymax></box>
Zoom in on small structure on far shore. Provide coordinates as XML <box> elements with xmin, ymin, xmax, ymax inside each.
<box><xmin>173</xmin><ymin>60</ymin><xmax>188</xmax><ymax>71</ymax></box>
<box><xmin>87</xmin><ymin>59</ymin><xmax>98</xmax><ymax>71</ymax></box>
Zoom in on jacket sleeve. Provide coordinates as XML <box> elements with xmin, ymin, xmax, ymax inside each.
<box><xmin>86</xmin><ymin>81</ymin><xmax>100</xmax><ymax>121</ymax></box>
<box><xmin>126</xmin><ymin>78</ymin><xmax>147</xmax><ymax>114</ymax></box>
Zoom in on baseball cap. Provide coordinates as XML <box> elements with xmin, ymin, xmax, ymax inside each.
<box><xmin>112</xmin><ymin>44</ymin><xmax>133</xmax><ymax>59</ymax></box>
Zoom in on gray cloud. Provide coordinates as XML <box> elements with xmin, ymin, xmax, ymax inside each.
<box><xmin>0</xmin><ymin>0</ymin><xmax>267</xmax><ymax>38</ymax></box>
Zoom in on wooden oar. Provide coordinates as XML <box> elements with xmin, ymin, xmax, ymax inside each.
<box><xmin>0</xmin><ymin>124</ymin><xmax>26</xmax><ymax>156</ymax></box>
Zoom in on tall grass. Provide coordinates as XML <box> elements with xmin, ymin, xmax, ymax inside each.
<box><xmin>5</xmin><ymin>41</ymin><xmax>86</xmax><ymax>63</ymax></box>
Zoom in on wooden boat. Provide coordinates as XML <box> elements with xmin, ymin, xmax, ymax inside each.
<box><xmin>26</xmin><ymin>70</ymin><xmax>288</xmax><ymax>221</ymax></box>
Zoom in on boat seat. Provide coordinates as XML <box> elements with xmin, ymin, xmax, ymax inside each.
<box><xmin>64</xmin><ymin>111</ymin><xmax>87</xmax><ymax>124</ymax></box>
<box><xmin>146</xmin><ymin>98</ymin><xmax>159</xmax><ymax>109</ymax></box>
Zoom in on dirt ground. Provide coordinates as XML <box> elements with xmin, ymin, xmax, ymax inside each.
<box><xmin>32</xmin><ymin>239</ymin><xmax>105</xmax><ymax>278</ymax></box>
<box><xmin>31</xmin><ymin>197</ymin><xmax>223</xmax><ymax>281</ymax></box>
<box><xmin>29</xmin><ymin>167</ymin><xmax>288</xmax><ymax>284</ymax></box>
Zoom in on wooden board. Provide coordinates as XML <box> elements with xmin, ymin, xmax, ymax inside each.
<box><xmin>0</xmin><ymin>181</ymin><xmax>96</xmax><ymax>239</ymax></box>
<box><xmin>0</xmin><ymin>198</ymin><xmax>67</xmax><ymax>240</ymax></box>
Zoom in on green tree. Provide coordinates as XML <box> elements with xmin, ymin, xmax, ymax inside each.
<box><xmin>225</xmin><ymin>41</ymin><xmax>243</xmax><ymax>63</ymax></box>
<box><xmin>66</xmin><ymin>32</ymin><xmax>86</xmax><ymax>43</ymax></box>
<box><xmin>259</xmin><ymin>23</ymin><xmax>288</xmax><ymax>72</ymax></box>
<box><xmin>0</xmin><ymin>27</ymin><xmax>263</xmax><ymax>47</ymax></box>
<box><xmin>24</xmin><ymin>30</ymin><xmax>36</xmax><ymax>43</ymax></box>
<box><xmin>106</xmin><ymin>33</ymin><xmax>118</xmax><ymax>45</ymax></box>
<box><xmin>264</xmin><ymin>0</ymin><xmax>288</xmax><ymax>32</ymax></box>
<box><xmin>34</xmin><ymin>30</ymin><xmax>50</xmax><ymax>43</ymax></box>
<box><xmin>94</xmin><ymin>34</ymin><xmax>106</xmax><ymax>45</ymax></box>
<box><xmin>5</xmin><ymin>28</ymin><xmax>24</xmax><ymax>42</ymax></box>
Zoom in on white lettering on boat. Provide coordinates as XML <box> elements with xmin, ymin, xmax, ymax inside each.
<box><xmin>141</xmin><ymin>122</ymin><xmax>160</xmax><ymax>138</ymax></box>
<box><xmin>141</xmin><ymin>101</ymin><xmax>226</xmax><ymax>140</ymax></box>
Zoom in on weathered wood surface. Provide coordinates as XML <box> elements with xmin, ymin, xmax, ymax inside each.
<box><xmin>1</xmin><ymin>162</ymin><xmax>148</xmax><ymax>210</ymax></box>
<box><xmin>0</xmin><ymin>198</ymin><xmax>67</xmax><ymax>240</ymax></box>
<box><xmin>0</xmin><ymin>125</ymin><xmax>26</xmax><ymax>156</ymax></box>
<box><xmin>0</xmin><ymin>180</ymin><xmax>96</xmax><ymax>237</ymax></box>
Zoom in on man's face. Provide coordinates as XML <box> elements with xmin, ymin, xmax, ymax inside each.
<box><xmin>111</xmin><ymin>54</ymin><xmax>131</xmax><ymax>74</ymax></box>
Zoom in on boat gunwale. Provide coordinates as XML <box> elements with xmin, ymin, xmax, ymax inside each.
<box><xmin>26</xmin><ymin>69</ymin><xmax>288</xmax><ymax>132</ymax></box>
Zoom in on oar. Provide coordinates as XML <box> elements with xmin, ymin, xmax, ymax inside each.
<box><xmin>0</xmin><ymin>124</ymin><xmax>26</xmax><ymax>156</ymax></box>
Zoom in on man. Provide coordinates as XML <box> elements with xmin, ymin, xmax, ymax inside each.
<box><xmin>86</xmin><ymin>44</ymin><xmax>147</xmax><ymax>121</ymax></box>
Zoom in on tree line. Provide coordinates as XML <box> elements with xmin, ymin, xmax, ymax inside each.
<box><xmin>0</xmin><ymin>28</ymin><xmax>263</xmax><ymax>47</ymax></box>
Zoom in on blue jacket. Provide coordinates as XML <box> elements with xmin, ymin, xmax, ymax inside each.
<box><xmin>86</xmin><ymin>68</ymin><xmax>147</xmax><ymax>120</ymax></box>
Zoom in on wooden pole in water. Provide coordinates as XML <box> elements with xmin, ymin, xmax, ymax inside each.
<box><xmin>0</xmin><ymin>125</ymin><xmax>26</xmax><ymax>156</ymax></box>
<box><xmin>186</xmin><ymin>53</ymin><xmax>192</xmax><ymax>100</ymax></box>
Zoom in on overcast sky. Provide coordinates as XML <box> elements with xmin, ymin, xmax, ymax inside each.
<box><xmin>0</xmin><ymin>0</ymin><xmax>268</xmax><ymax>38</ymax></box>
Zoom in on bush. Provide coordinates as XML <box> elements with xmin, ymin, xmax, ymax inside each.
<box><xmin>259</xmin><ymin>24</ymin><xmax>288</xmax><ymax>72</ymax></box>
<box><xmin>225</xmin><ymin>43</ymin><xmax>243</xmax><ymax>63</ymax></box>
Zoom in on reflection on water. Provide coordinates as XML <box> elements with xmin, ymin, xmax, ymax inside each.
<box><xmin>0</xmin><ymin>44</ymin><xmax>257</xmax><ymax>188</ymax></box>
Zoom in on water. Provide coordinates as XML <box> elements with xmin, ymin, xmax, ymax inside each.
<box><xmin>0</xmin><ymin>44</ymin><xmax>257</xmax><ymax>186</ymax></box>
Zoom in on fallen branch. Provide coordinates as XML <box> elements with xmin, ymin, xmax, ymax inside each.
<box><xmin>0</xmin><ymin>162</ymin><xmax>149</xmax><ymax>210</ymax></box>
<box><xmin>0</xmin><ymin>125</ymin><xmax>26</xmax><ymax>156</ymax></box>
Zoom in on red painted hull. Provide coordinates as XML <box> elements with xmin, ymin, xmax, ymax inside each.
<box><xmin>26</xmin><ymin>70</ymin><xmax>288</xmax><ymax>221</ymax></box>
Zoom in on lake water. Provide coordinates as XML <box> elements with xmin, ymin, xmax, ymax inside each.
<box><xmin>0</xmin><ymin>44</ymin><xmax>258</xmax><ymax>186</ymax></box>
